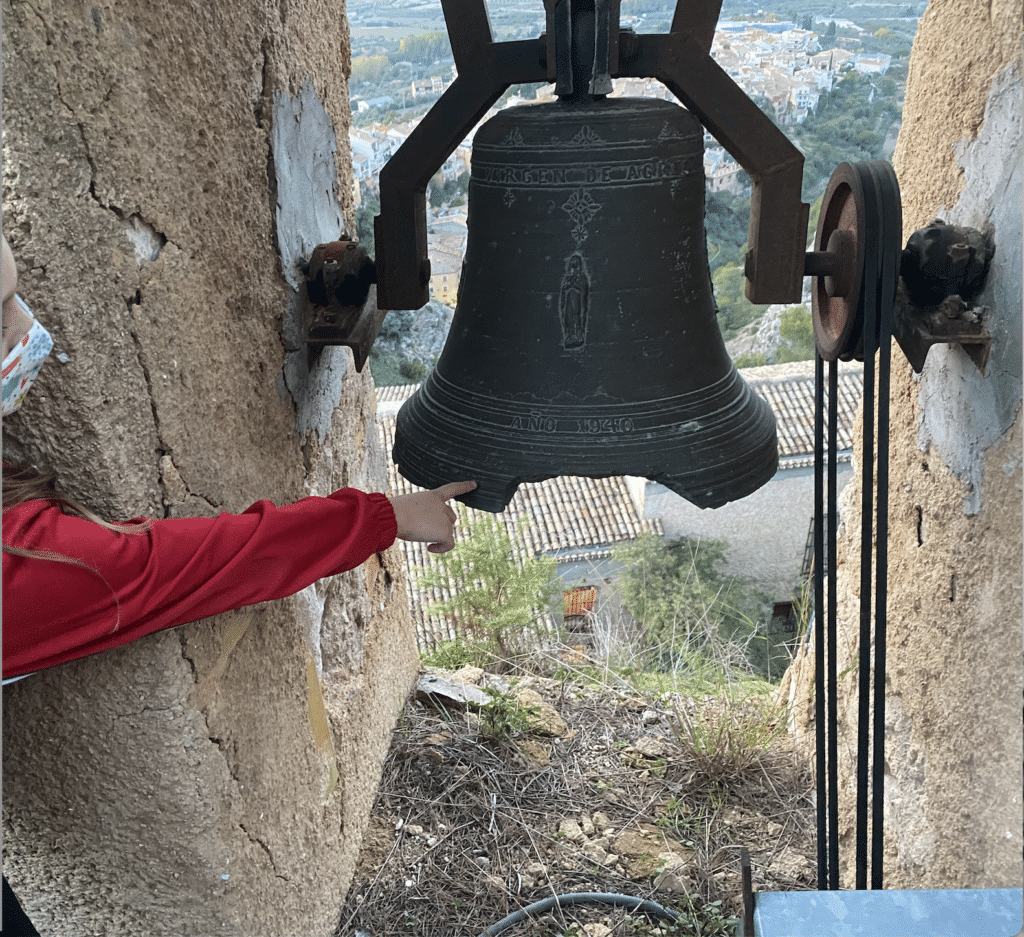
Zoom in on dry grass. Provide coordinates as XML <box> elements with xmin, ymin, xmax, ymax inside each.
<box><xmin>335</xmin><ymin>673</ymin><xmax>815</xmax><ymax>936</ymax></box>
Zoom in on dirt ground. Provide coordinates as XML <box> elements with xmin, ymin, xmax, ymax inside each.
<box><xmin>334</xmin><ymin>669</ymin><xmax>816</xmax><ymax>936</ymax></box>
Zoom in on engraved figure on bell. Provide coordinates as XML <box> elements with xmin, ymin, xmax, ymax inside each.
<box><xmin>559</xmin><ymin>252</ymin><xmax>589</xmax><ymax>349</ymax></box>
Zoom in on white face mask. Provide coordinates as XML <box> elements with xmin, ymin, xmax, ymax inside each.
<box><xmin>2</xmin><ymin>296</ymin><xmax>54</xmax><ymax>416</ymax></box>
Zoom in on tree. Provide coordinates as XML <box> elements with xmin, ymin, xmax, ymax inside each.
<box><xmin>354</xmin><ymin>186</ymin><xmax>380</xmax><ymax>258</ymax></box>
<box><xmin>824</xmin><ymin>20</ymin><xmax>837</xmax><ymax>42</ymax></box>
<box><xmin>351</xmin><ymin>55</ymin><xmax>390</xmax><ymax>86</ymax></box>
<box><xmin>614</xmin><ymin>534</ymin><xmax>772</xmax><ymax>678</ymax></box>
<box><xmin>734</xmin><ymin>351</ymin><xmax>768</xmax><ymax>369</ymax></box>
<box><xmin>776</xmin><ymin>304</ymin><xmax>817</xmax><ymax>363</ymax></box>
<box><xmin>704</xmin><ymin>191</ymin><xmax>748</xmax><ymax>272</ymax></box>
<box><xmin>800</xmin><ymin>14</ymin><xmax>813</xmax><ymax>31</ymax></box>
<box><xmin>417</xmin><ymin>510</ymin><xmax>560</xmax><ymax>667</ymax></box>
<box><xmin>711</xmin><ymin>261</ymin><xmax>768</xmax><ymax>340</ymax></box>
<box><xmin>427</xmin><ymin>171</ymin><xmax>446</xmax><ymax>208</ymax></box>
<box><xmin>398</xmin><ymin>32</ymin><xmax>450</xmax><ymax>66</ymax></box>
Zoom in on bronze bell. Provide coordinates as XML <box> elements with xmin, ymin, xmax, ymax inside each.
<box><xmin>393</xmin><ymin>91</ymin><xmax>778</xmax><ymax>513</ymax></box>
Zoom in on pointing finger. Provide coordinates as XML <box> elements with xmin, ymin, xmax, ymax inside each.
<box><xmin>432</xmin><ymin>480</ymin><xmax>477</xmax><ymax>502</ymax></box>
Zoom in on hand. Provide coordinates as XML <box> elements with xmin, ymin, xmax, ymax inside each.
<box><xmin>389</xmin><ymin>480</ymin><xmax>476</xmax><ymax>554</ymax></box>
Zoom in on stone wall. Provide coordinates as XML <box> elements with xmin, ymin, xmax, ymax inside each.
<box><xmin>782</xmin><ymin>0</ymin><xmax>1022</xmax><ymax>891</ymax></box>
<box><xmin>2</xmin><ymin>2</ymin><xmax>419</xmax><ymax>934</ymax></box>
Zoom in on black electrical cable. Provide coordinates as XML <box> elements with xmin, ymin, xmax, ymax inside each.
<box><xmin>827</xmin><ymin>358</ymin><xmax>840</xmax><ymax>891</ymax></box>
<box><xmin>477</xmin><ymin>892</ymin><xmax>680</xmax><ymax>937</ymax></box>
<box><xmin>854</xmin><ymin>160</ymin><xmax>881</xmax><ymax>892</ymax></box>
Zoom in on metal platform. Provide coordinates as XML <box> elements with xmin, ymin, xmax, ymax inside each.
<box><xmin>741</xmin><ymin>887</ymin><xmax>1023</xmax><ymax>937</ymax></box>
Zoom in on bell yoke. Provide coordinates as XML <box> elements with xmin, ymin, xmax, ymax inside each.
<box><xmin>376</xmin><ymin>0</ymin><xmax>812</xmax><ymax>513</ymax></box>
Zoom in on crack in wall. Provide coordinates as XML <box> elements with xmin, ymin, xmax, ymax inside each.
<box><xmin>239</xmin><ymin>824</ymin><xmax>292</xmax><ymax>883</ymax></box>
<box><xmin>47</xmin><ymin>31</ymin><xmax>171</xmax><ymax>251</ymax></box>
<box><xmin>47</xmin><ymin>36</ymin><xmax>180</xmax><ymax>516</ymax></box>
<box><xmin>179</xmin><ymin>636</ymin><xmax>200</xmax><ymax>682</ymax></box>
<box><xmin>158</xmin><ymin>452</ymin><xmax>222</xmax><ymax>515</ymax></box>
<box><xmin>125</xmin><ymin>292</ymin><xmax>169</xmax><ymax>460</ymax></box>
<box><xmin>254</xmin><ymin>38</ymin><xmax>280</xmax><ymax>275</ymax></box>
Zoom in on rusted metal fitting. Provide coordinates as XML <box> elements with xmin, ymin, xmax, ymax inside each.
<box><xmin>303</xmin><ymin>237</ymin><xmax>376</xmax><ymax>310</ymax></box>
<box><xmin>301</xmin><ymin>236</ymin><xmax>386</xmax><ymax>372</ymax></box>
<box><xmin>900</xmin><ymin>219</ymin><xmax>994</xmax><ymax>308</ymax></box>
<box><xmin>893</xmin><ymin>220</ymin><xmax>994</xmax><ymax>373</ymax></box>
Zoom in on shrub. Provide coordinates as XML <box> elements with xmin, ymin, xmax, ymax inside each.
<box><xmin>613</xmin><ymin>534</ymin><xmax>772</xmax><ymax>680</ymax></box>
<box><xmin>416</xmin><ymin>509</ymin><xmax>560</xmax><ymax>670</ymax></box>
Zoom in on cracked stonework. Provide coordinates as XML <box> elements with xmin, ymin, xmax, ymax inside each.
<box><xmin>239</xmin><ymin>824</ymin><xmax>291</xmax><ymax>883</ymax></box>
<box><xmin>126</xmin><ymin>317</ymin><xmax>168</xmax><ymax>450</ymax></box>
<box><xmin>158</xmin><ymin>454</ymin><xmax>221</xmax><ymax>516</ymax></box>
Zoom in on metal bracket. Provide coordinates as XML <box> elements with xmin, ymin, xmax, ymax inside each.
<box><xmin>892</xmin><ymin>220</ymin><xmax>995</xmax><ymax>374</ymax></box>
<box><xmin>302</xmin><ymin>238</ymin><xmax>385</xmax><ymax>371</ymax></box>
<box><xmin>375</xmin><ymin>0</ymin><xmax>546</xmax><ymax>310</ymax></box>
<box><xmin>892</xmin><ymin>284</ymin><xmax>992</xmax><ymax>374</ymax></box>
<box><xmin>624</xmin><ymin>25</ymin><xmax>807</xmax><ymax>304</ymax></box>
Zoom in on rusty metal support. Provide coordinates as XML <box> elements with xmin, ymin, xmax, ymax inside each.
<box><xmin>376</xmin><ymin>0</ymin><xmax>809</xmax><ymax>309</ymax></box>
<box><xmin>892</xmin><ymin>220</ymin><xmax>994</xmax><ymax>373</ymax></box>
<box><xmin>669</xmin><ymin>0</ymin><xmax>724</xmax><ymax>53</ymax></box>
<box><xmin>623</xmin><ymin>31</ymin><xmax>807</xmax><ymax>304</ymax></box>
<box><xmin>375</xmin><ymin>0</ymin><xmax>546</xmax><ymax>310</ymax></box>
<box><xmin>301</xmin><ymin>239</ymin><xmax>385</xmax><ymax>370</ymax></box>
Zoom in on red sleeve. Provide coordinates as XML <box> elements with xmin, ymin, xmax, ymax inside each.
<box><xmin>2</xmin><ymin>489</ymin><xmax>397</xmax><ymax>678</ymax></box>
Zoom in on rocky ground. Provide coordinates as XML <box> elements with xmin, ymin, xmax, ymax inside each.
<box><xmin>335</xmin><ymin>668</ymin><xmax>816</xmax><ymax>937</ymax></box>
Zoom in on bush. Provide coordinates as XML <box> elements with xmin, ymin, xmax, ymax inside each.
<box><xmin>614</xmin><ymin>534</ymin><xmax>774</xmax><ymax>680</ymax></box>
<box><xmin>666</xmin><ymin>689</ymin><xmax>786</xmax><ymax>788</ymax></box>
<box><xmin>711</xmin><ymin>262</ymin><xmax>768</xmax><ymax>340</ymax></box>
<box><xmin>416</xmin><ymin>509</ymin><xmax>560</xmax><ymax>670</ymax></box>
<box><xmin>378</xmin><ymin>308</ymin><xmax>414</xmax><ymax>341</ymax></box>
<box><xmin>399</xmin><ymin>358</ymin><xmax>428</xmax><ymax>382</ymax></box>
<box><xmin>775</xmin><ymin>304</ymin><xmax>816</xmax><ymax>363</ymax></box>
<box><xmin>478</xmin><ymin>686</ymin><xmax>537</xmax><ymax>744</ymax></box>
<box><xmin>421</xmin><ymin>636</ymin><xmax>485</xmax><ymax>670</ymax></box>
<box><xmin>734</xmin><ymin>351</ymin><xmax>767</xmax><ymax>369</ymax></box>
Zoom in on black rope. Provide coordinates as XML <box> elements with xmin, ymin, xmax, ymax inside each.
<box><xmin>870</xmin><ymin>161</ymin><xmax>900</xmax><ymax>889</ymax></box>
<box><xmin>814</xmin><ymin>353</ymin><xmax>827</xmax><ymax>890</ymax></box>
<box><xmin>815</xmin><ymin>353</ymin><xmax>841</xmax><ymax>891</ymax></box>
<box><xmin>827</xmin><ymin>358</ymin><xmax>840</xmax><ymax>890</ymax></box>
<box><xmin>854</xmin><ymin>160</ymin><xmax>880</xmax><ymax>891</ymax></box>
<box><xmin>814</xmin><ymin>159</ymin><xmax>899</xmax><ymax>894</ymax></box>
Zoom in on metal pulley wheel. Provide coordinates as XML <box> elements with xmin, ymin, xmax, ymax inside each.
<box><xmin>810</xmin><ymin>161</ymin><xmax>902</xmax><ymax>361</ymax></box>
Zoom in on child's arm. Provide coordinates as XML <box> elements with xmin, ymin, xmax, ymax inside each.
<box><xmin>2</xmin><ymin>482</ymin><xmax>471</xmax><ymax>678</ymax></box>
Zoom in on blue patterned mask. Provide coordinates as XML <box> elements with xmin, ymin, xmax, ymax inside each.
<box><xmin>2</xmin><ymin>296</ymin><xmax>53</xmax><ymax>416</ymax></box>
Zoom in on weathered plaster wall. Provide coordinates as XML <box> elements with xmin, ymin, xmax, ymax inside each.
<box><xmin>783</xmin><ymin>0</ymin><xmax>1022</xmax><ymax>891</ymax></box>
<box><xmin>2</xmin><ymin>2</ymin><xmax>418</xmax><ymax>934</ymax></box>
